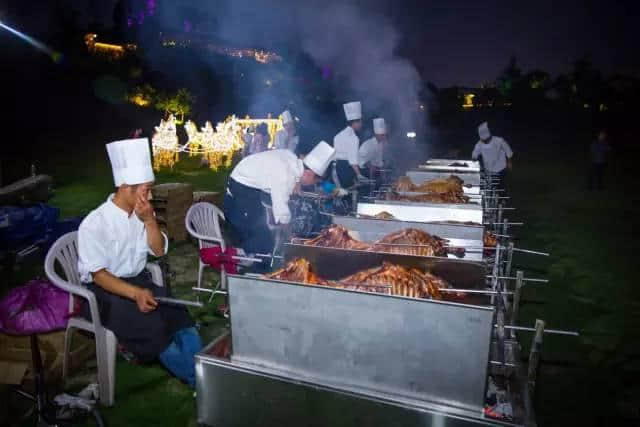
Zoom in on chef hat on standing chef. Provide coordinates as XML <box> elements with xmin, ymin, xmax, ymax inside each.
<box><xmin>106</xmin><ymin>138</ymin><xmax>155</xmax><ymax>187</ymax></box>
<box><xmin>478</xmin><ymin>122</ymin><xmax>491</xmax><ymax>140</ymax></box>
<box><xmin>281</xmin><ymin>110</ymin><xmax>294</xmax><ymax>124</ymax></box>
<box><xmin>343</xmin><ymin>101</ymin><xmax>362</xmax><ymax>121</ymax></box>
<box><xmin>373</xmin><ymin>118</ymin><xmax>386</xmax><ymax>135</ymax></box>
<box><xmin>303</xmin><ymin>141</ymin><xmax>335</xmax><ymax>176</ymax></box>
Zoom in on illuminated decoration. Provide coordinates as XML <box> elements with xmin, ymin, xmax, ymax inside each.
<box><xmin>463</xmin><ymin>93</ymin><xmax>475</xmax><ymax>108</ymax></box>
<box><xmin>151</xmin><ymin>115</ymin><xmax>284</xmax><ymax>171</ymax></box>
<box><xmin>406</xmin><ymin>131</ymin><xmax>417</xmax><ymax>139</ymax></box>
<box><xmin>84</xmin><ymin>33</ymin><xmax>136</xmax><ymax>60</ymax></box>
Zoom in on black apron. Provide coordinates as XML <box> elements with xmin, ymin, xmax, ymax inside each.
<box><xmin>334</xmin><ymin>160</ymin><xmax>357</xmax><ymax>188</ymax></box>
<box><xmin>85</xmin><ymin>270</ymin><xmax>193</xmax><ymax>362</ymax></box>
<box><xmin>223</xmin><ymin>178</ymin><xmax>274</xmax><ymax>255</ymax></box>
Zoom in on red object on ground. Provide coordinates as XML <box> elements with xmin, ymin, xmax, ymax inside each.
<box><xmin>199</xmin><ymin>247</ymin><xmax>241</xmax><ymax>274</ymax></box>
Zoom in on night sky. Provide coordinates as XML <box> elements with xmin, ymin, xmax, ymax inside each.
<box><xmin>3</xmin><ymin>0</ymin><xmax>639</xmax><ymax>87</ymax></box>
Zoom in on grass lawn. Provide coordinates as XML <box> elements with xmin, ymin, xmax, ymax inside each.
<box><xmin>3</xmin><ymin>125</ymin><xmax>639</xmax><ymax>426</ymax></box>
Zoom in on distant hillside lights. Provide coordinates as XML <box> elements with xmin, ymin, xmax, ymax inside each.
<box><xmin>84</xmin><ymin>33</ymin><xmax>136</xmax><ymax>60</ymax></box>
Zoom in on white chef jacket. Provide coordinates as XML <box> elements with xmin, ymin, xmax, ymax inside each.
<box><xmin>273</xmin><ymin>129</ymin><xmax>299</xmax><ymax>153</ymax></box>
<box><xmin>358</xmin><ymin>137</ymin><xmax>383</xmax><ymax>168</ymax></box>
<box><xmin>78</xmin><ymin>195</ymin><xmax>168</xmax><ymax>283</ymax></box>
<box><xmin>333</xmin><ymin>126</ymin><xmax>359</xmax><ymax>166</ymax></box>
<box><xmin>472</xmin><ymin>136</ymin><xmax>513</xmax><ymax>173</ymax></box>
<box><xmin>230</xmin><ymin>149</ymin><xmax>304</xmax><ymax>224</ymax></box>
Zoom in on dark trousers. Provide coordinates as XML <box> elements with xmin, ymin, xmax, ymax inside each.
<box><xmin>223</xmin><ymin>178</ymin><xmax>274</xmax><ymax>255</ymax></box>
<box><xmin>334</xmin><ymin>160</ymin><xmax>357</xmax><ymax>188</ymax></box>
<box><xmin>588</xmin><ymin>163</ymin><xmax>606</xmax><ymax>190</ymax></box>
<box><xmin>85</xmin><ymin>270</ymin><xmax>193</xmax><ymax>362</ymax></box>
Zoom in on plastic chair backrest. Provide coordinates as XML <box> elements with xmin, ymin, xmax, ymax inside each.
<box><xmin>185</xmin><ymin>202</ymin><xmax>226</xmax><ymax>250</ymax></box>
<box><xmin>44</xmin><ymin>231</ymin><xmax>82</xmax><ymax>314</ymax></box>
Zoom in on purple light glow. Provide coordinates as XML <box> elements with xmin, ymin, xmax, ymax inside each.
<box><xmin>184</xmin><ymin>20</ymin><xmax>193</xmax><ymax>33</ymax></box>
<box><xmin>146</xmin><ymin>0</ymin><xmax>157</xmax><ymax>16</ymax></box>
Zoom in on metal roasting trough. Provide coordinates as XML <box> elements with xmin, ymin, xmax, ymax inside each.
<box><xmin>195</xmin><ymin>269</ymin><xmax>535</xmax><ymax>426</ymax></box>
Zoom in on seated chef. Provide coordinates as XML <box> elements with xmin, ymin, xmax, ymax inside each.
<box><xmin>223</xmin><ymin>141</ymin><xmax>335</xmax><ymax>265</ymax></box>
<box><xmin>78</xmin><ymin>138</ymin><xmax>201</xmax><ymax>387</ymax></box>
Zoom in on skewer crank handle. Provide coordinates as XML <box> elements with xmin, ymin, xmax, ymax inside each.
<box><xmin>155</xmin><ymin>296</ymin><xmax>203</xmax><ymax>308</ymax></box>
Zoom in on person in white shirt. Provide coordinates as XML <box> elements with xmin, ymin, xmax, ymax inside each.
<box><xmin>77</xmin><ymin>138</ymin><xmax>200</xmax><ymax>386</ymax></box>
<box><xmin>274</xmin><ymin>110</ymin><xmax>299</xmax><ymax>152</ymax></box>
<box><xmin>359</xmin><ymin>117</ymin><xmax>386</xmax><ymax>176</ymax></box>
<box><xmin>333</xmin><ymin>101</ymin><xmax>365</xmax><ymax>188</ymax></box>
<box><xmin>224</xmin><ymin>141</ymin><xmax>335</xmax><ymax>259</ymax></box>
<box><xmin>472</xmin><ymin>122</ymin><xmax>513</xmax><ymax>191</ymax></box>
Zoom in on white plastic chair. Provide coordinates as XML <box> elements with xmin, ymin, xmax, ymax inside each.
<box><xmin>44</xmin><ymin>231</ymin><xmax>164</xmax><ymax>407</ymax></box>
<box><xmin>185</xmin><ymin>202</ymin><xmax>227</xmax><ymax>294</ymax></box>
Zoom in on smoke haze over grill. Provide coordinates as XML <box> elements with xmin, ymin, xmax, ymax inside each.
<box><xmin>153</xmin><ymin>0</ymin><xmax>428</xmax><ymax>164</ymax></box>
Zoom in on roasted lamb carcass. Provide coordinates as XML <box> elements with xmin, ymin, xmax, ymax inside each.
<box><xmin>387</xmin><ymin>191</ymin><xmax>470</xmax><ymax>204</ymax></box>
<box><xmin>414</xmin><ymin>175</ymin><xmax>464</xmax><ymax>194</ymax></box>
<box><xmin>394</xmin><ymin>176</ymin><xmax>416</xmax><ymax>192</ymax></box>
<box><xmin>264</xmin><ymin>258</ymin><xmax>329</xmax><ymax>285</ymax></box>
<box><xmin>393</xmin><ymin>175</ymin><xmax>465</xmax><ymax>195</ymax></box>
<box><xmin>371</xmin><ymin>228</ymin><xmax>464</xmax><ymax>257</ymax></box>
<box><xmin>339</xmin><ymin>262</ymin><xmax>448</xmax><ymax>299</ymax></box>
<box><xmin>303</xmin><ymin>225</ymin><xmax>372</xmax><ymax>250</ymax></box>
<box><xmin>358</xmin><ymin>211</ymin><xmax>396</xmax><ymax>220</ymax></box>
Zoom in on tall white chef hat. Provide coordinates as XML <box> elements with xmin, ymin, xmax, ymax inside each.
<box><xmin>373</xmin><ymin>117</ymin><xmax>386</xmax><ymax>134</ymax></box>
<box><xmin>303</xmin><ymin>141</ymin><xmax>335</xmax><ymax>176</ymax></box>
<box><xmin>343</xmin><ymin>101</ymin><xmax>362</xmax><ymax>121</ymax></box>
<box><xmin>281</xmin><ymin>110</ymin><xmax>294</xmax><ymax>124</ymax></box>
<box><xmin>106</xmin><ymin>138</ymin><xmax>155</xmax><ymax>187</ymax></box>
<box><xmin>478</xmin><ymin>122</ymin><xmax>491</xmax><ymax>140</ymax></box>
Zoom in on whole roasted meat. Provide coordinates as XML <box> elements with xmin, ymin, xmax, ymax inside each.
<box><xmin>303</xmin><ymin>225</ymin><xmax>464</xmax><ymax>257</ymax></box>
<box><xmin>264</xmin><ymin>259</ymin><xmax>450</xmax><ymax>299</ymax></box>
<box><xmin>339</xmin><ymin>262</ymin><xmax>448</xmax><ymax>299</ymax></box>
<box><xmin>303</xmin><ymin>225</ymin><xmax>372</xmax><ymax>250</ymax></box>
<box><xmin>264</xmin><ymin>258</ymin><xmax>329</xmax><ymax>286</ymax></box>
<box><xmin>387</xmin><ymin>191</ymin><xmax>470</xmax><ymax>204</ymax></box>
<box><xmin>393</xmin><ymin>175</ymin><xmax>465</xmax><ymax>195</ymax></box>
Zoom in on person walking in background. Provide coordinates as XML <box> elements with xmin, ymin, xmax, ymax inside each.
<box><xmin>472</xmin><ymin>122</ymin><xmax>513</xmax><ymax>193</ymax></box>
<box><xmin>588</xmin><ymin>131</ymin><xmax>611</xmax><ymax>191</ymax></box>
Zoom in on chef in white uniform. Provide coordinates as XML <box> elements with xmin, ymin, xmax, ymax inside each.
<box><xmin>224</xmin><ymin>141</ymin><xmax>335</xmax><ymax>258</ymax></box>
<box><xmin>333</xmin><ymin>101</ymin><xmax>365</xmax><ymax>188</ymax></box>
<box><xmin>472</xmin><ymin>122</ymin><xmax>513</xmax><ymax>191</ymax></box>
<box><xmin>274</xmin><ymin>110</ymin><xmax>299</xmax><ymax>152</ymax></box>
<box><xmin>359</xmin><ymin>117</ymin><xmax>386</xmax><ymax>175</ymax></box>
<box><xmin>77</xmin><ymin>138</ymin><xmax>200</xmax><ymax>386</ymax></box>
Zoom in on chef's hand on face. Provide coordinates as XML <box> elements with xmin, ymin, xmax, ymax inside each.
<box><xmin>134</xmin><ymin>193</ymin><xmax>155</xmax><ymax>223</ymax></box>
<box><xmin>134</xmin><ymin>288</ymin><xmax>157</xmax><ymax>313</ymax></box>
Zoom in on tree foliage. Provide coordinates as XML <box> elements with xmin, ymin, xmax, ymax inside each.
<box><xmin>155</xmin><ymin>88</ymin><xmax>196</xmax><ymax>122</ymax></box>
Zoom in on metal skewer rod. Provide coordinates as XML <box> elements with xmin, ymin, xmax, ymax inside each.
<box><xmin>489</xmin><ymin>360</ymin><xmax>518</xmax><ymax>367</ymax></box>
<box><xmin>439</xmin><ymin>288</ymin><xmax>514</xmax><ymax>295</ymax></box>
<box><xmin>155</xmin><ymin>296</ymin><xmax>203</xmax><ymax>308</ymax></box>
<box><xmin>487</xmin><ymin>275</ymin><xmax>549</xmax><ymax>283</ymax></box>
<box><xmin>512</xmin><ymin>248</ymin><xmax>550</xmax><ymax>256</ymax></box>
<box><xmin>497</xmin><ymin>324</ymin><xmax>579</xmax><ymax>336</ymax></box>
